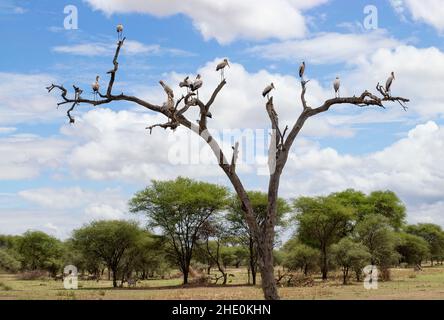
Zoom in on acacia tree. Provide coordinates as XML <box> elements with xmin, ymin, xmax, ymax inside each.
<box><xmin>47</xmin><ymin>32</ymin><xmax>410</xmax><ymax>300</ymax></box>
<box><xmin>129</xmin><ymin>177</ymin><xmax>229</xmax><ymax>284</ymax></box>
<box><xmin>72</xmin><ymin>220</ymin><xmax>141</xmax><ymax>288</ymax></box>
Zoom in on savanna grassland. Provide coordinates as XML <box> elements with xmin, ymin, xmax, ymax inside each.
<box><xmin>1</xmin><ymin>267</ymin><xmax>444</xmax><ymax>300</ymax></box>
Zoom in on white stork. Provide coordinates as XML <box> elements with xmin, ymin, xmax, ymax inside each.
<box><xmin>262</xmin><ymin>83</ymin><xmax>275</xmax><ymax>99</ymax></box>
<box><xmin>92</xmin><ymin>76</ymin><xmax>100</xmax><ymax>101</ymax></box>
<box><xmin>386</xmin><ymin>71</ymin><xmax>395</xmax><ymax>96</ymax></box>
<box><xmin>179</xmin><ymin>76</ymin><xmax>192</xmax><ymax>93</ymax></box>
<box><xmin>191</xmin><ymin>74</ymin><xmax>203</xmax><ymax>99</ymax></box>
<box><xmin>117</xmin><ymin>24</ymin><xmax>124</xmax><ymax>41</ymax></box>
<box><xmin>216</xmin><ymin>58</ymin><xmax>230</xmax><ymax>82</ymax></box>
<box><xmin>333</xmin><ymin>76</ymin><xmax>340</xmax><ymax>98</ymax></box>
<box><xmin>299</xmin><ymin>61</ymin><xmax>305</xmax><ymax>80</ymax></box>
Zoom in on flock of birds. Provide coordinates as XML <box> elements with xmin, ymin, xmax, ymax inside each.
<box><xmin>262</xmin><ymin>61</ymin><xmax>396</xmax><ymax>99</ymax></box>
<box><xmin>89</xmin><ymin>24</ymin><xmax>397</xmax><ymax>104</ymax></box>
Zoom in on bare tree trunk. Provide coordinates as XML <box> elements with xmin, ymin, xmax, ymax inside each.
<box><xmin>249</xmin><ymin>237</ymin><xmax>257</xmax><ymax>285</ymax></box>
<box><xmin>258</xmin><ymin>242</ymin><xmax>279</xmax><ymax>300</ymax></box>
<box><xmin>183</xmin><ymin>266</ymin><xmax>189</xmax><ymax>285</ymax></box>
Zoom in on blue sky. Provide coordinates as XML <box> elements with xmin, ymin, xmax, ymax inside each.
<box><xmin>1</xmin><ymin>0</ymin><xmax>444</xmax><ymax>238</ymax></box>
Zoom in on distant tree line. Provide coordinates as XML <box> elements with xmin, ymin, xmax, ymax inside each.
<box><xmin>1</xmin><ymin>178</ymin><xmax>444</xmax><ymax>288</ymax></box>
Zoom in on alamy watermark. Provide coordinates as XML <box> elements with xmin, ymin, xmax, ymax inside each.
<box><xmin>363</xmin><ymin>265</ymin><xmax>379</xmax><ymax>290</ymax></box>
<box><xmin>64</xmin><ymin>5</ymin><xmax>78</xmax><ymax>30</ymax></box>
<box><xmin>167</xmin><ymin>128</ymin><xmax>278</xmax><ymax>176</ymax></box>
<box><xmin>63</xmin><ymin>265</ymin><xmax>78</xmax><ymax>290</ymax></box>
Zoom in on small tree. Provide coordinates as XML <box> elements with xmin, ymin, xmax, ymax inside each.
<box><xmin>406</xmin><ymin>224</ymin><xmax>444</xmax><ymax>266</ymax></box>
<box><xmin>356</xmin><ymin>215</ymin><xmax>399</xmax><ymax>280</ymax></box>
<box><xmin>294</xmin><ymin>195</ymin><xmax>354</xmax><ymax>280</ymax></box>
<box><xmin>129</xmin><ymin>177</ymin><xmax>229</xmax><ymax>284</ymax></box>
<box><xmin>331</xmin><ymin>238</ymin><xmax>371</xmax><ymax>284</ymax></box>
<box><xmin>396</xmin><ymin>233</ymin><xmax>430</xmax><ymax>268</ymax></box>
<box><xmin>197</xmin><ymin>220</ymin><xmax>231</xmax><ymax>284</ymax></box>
<box><xmin>0</xmin><ymin>249</ymin><xmax>21</xmax><ymax>273</ymax></box>
<box><xmin>282</xmin><ymin>240</ymin><xmax>320</xmax><ymax>276</ymax></box>
<box><xmin>72</xmin><ymin>220</ymin><xmax>141</xmax><ymax>287</ymax></box>
<box><xmin>16</xmin><ymin>231</ymin><xmax>63</xmax><ymax>277</ymax></box>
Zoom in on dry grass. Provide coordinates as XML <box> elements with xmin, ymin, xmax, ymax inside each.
<box><xmin>1</xmin><ymin>266</ymin><xmax>444</xmax><ymax>300</ymax></box>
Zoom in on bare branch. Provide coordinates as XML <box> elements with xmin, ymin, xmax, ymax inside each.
<box><xmin>106</xmin><ymin>38</ymin><xmax>126</xmax><ymax>97</ymax></box>
<box><xmin>146</xmin><ymin>121</ymin><xmax>179</xmax><ymax>134</ymax></box>
<box><xmin>230</xmin><ymin>141</ymin><xmax>240</xmax><ymax>173</ymax></box>
<box><xmin>301</xmin><ymin>80</ymin><xmax>310</xmax><ymax>110</ymax></box>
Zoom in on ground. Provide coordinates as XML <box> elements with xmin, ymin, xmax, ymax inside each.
<box><xmin>1</xmin><ymin>267</ymin><xmax>444</xmax><ymax>300</ymax></box>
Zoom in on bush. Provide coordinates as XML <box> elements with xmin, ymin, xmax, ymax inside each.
<box><xmin>282</xmin><ymin>242</ymin><xmax>320</xmax><ymax>276</ymax></box>
<box><xmin>17</xmin><ymin>270</ymin><xmax>49</xmax><ymax>280</ymax></box>
<box><xmin>0</xmin><ymin>249</ymin><xmax>21</xmax><ymax>273</ymax></box>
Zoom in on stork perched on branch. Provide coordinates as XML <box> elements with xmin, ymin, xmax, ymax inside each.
<box><xmin>91</xmin><ymin>76</ymin><xmax>100</xmax><ymax>101</ymax></box>
<box><xmin>262</xmin><ymin>83</ymin><xmax>275</xmax><ymax>99</ymax></box>
<box><xmin>386</xmin><ymin>71</ymin><xmax>395</xmax><ymax>96</ymax></box>
<box><xmin>179</xmin><ymin>76</ymin><xmax>192</xmax><ymax>93</ymax></box>
<box><xmin>117</xmin><ymin>24</ymin><xmax>124</xmax><ymax>41</ymax></box>
<box><xmin>333</xmin><ymin>76</ymin><xmax>341</xmax><ymax>98</ymax></box>
<box><xmin>216</xmin><ymin>58</ymin><xmax>230</xmax><ymax>82</ymax></box>
<box><xmin>299</xmin><ymin>61</ymin><xmax>305</xmax><ymax>80</ymax></box>
<box><xmin>190</xmin><ymin>74</ymin><xmax>203</xmax><ymax>99</ymax></box>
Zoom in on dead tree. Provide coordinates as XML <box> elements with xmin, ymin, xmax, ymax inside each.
<box><xmin>47</xmin><ymin>33</ymin><xmax>410</xmax><ymax>300</ymax></box>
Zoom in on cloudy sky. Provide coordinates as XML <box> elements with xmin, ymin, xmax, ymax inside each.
<box><xmin>1</xmin><ymin>0</ymin><xmax>444</xmax><ymax>239</ymax></box>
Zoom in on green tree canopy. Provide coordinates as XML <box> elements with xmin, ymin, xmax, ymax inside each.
<box><xmin>16</xmin><ymin>231</ymin><xmax>63</xmax><ymax>276</ymax></box>
<box><xmin>293</xmin><ymin>195</ymin><xmax>354</xmax><ymax>280</ymax></box>
<box><xmin>406</xmin><ymin>223</ymin><xmax>444</xmax><ymax>264</ymax></box>
<box><xmin>282</xmin><ymin>239</ymin><xmax>320</xmax><ymax>276</ymax></box>
<box><xmin>355</xmin><ymin>215</ymin><xmax>399</xmax><ymax>269</ymax></box>
<box><xmin>331</xmin><ymin>238</ymin><xmax>371</xmax><ymax>284</ymax></box>
<box><xmin>72</xmin><ymin>220</ymin><xmax>142</xmax><ymax>287</ymax></box>
<box><xmin>129</xmin><ymin>177</ymin><xmax>230</xmax><ymax>284</ymax></box>
<box><xmin>332</xmin><ymin>189</ymin><xmax>406</xmax><ymax>230</ymax></box>
<box><xmin>396</xmin><ymin>232</ymin><xmax>430</xmax><ymax>267</ymax></box>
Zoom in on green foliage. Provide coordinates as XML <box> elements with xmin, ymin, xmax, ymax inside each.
<box><xmin>129</xmin><ymin>177</ymin><xmax>230</xmax><ymax>229</ymax></box>
<box><xmin>355</xmin><ymin>215</ymin><xmax>399</xmax><ymax>268</ymax></box>
<box><xmin>16</xmin><ymin>231</ymin><xmax>63</xmax><ymax>275</ymax></box>
<box><xmin>293</xmin><ymin>195</ymin><xmax>354</xmax><ymax>279</ymax></box>
<box><xmin>396</xmin><ymin>232</ymin><xmax>430</xmax><ymax>266</ymax></box>
<box><xmin>406</xmin><ymin>223</ymin><xmax>444</xmax><ymax>263</ymax></box>
<box><xmin>282</xmin><ymin>239</ymin><xmax>320</xmax><ymax>275</ymax></box>
<box><xmin>365</xmin><ymin>191</ymin><xmax>406</xmax><ymax>230</ymax></box>
<box><xmin>332</xmin><ymin>189</ymin><xmax>406</xmax><ymax>230</ymax></box>
<box><xmin>331</xmin><ymin>238</ymin><xmax>371</xmax><ymax>283</ymax></box>
<box><xmin>72</xmin><ymin>220</ymin><xmax>142</xmax><ymax>287</ymax></box>
<box><xmin>0</xmin><ymin>248</ymin><xmax>21</xmax><ymax>273</ymax></box>
<box><xmin>129</xmin><ymin>177</ymin><xmax>230</xmax><ymax>284</ymax></box>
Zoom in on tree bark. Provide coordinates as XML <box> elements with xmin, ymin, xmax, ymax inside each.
<box><xmin>321</xmin><ymin>245</ymin><xmax>328</xmax><ymax>280</ymax></box>
<box><xmin>249</xmin><ymin>237</ymin><xmax>257</xmax><ymax>285</ymax></box>
<box><xmin>183</xmin><ymin>266</ymin><xmax>189</xmax><ymax>285</ymax></box>
<box><xmin>112</xmin><ymin>267</ymin><xmax>118</xmax><ymax>288</ymax></box>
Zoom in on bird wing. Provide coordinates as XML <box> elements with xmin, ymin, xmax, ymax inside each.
<box><xmin>386</xmin><ymin>77</ymin><xmax>393</xmax><ymax>90</ymax></box>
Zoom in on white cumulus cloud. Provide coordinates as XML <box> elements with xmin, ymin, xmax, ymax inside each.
<box><xmin>84</xmin><ymin>0</ymin><xmax>328</xmax><ymax>44</ymax></box>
